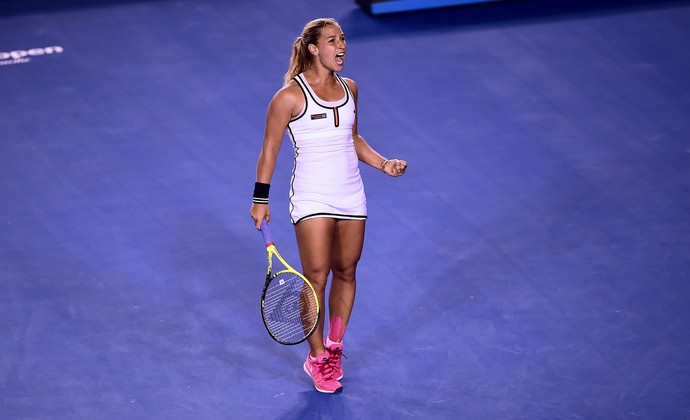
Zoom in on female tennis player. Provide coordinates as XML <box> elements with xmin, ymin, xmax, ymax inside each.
<box><xmin>249</xmin><ymin>17</ymin><xmax>407</xmax><ymax>393</ymax></box>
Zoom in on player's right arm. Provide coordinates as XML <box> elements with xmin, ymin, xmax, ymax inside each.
<box><xmin>250</xmin><ymin>82</ymin><xmax>303</xmax><ymax>229</ymax></box>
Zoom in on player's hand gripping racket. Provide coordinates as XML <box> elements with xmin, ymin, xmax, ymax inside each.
<box><xmin>259</xmin><ymin>219</ymin><xmax>319</xmax><ymax>345</ymax></box>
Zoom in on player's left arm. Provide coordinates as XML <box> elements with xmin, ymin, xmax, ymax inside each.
<box><xmin>345</xmin><ymin>78</ymin><xmax>407</xmax><ymax>177</ymax></box>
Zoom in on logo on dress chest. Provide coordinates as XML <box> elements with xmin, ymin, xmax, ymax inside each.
<box><xmin>309</xmin><ymin>108</ymin><xmax>348</xmax><ymax>128</ymax></box>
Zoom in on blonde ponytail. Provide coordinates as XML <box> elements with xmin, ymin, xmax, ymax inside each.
<box><xmin>284</xmin><ymin>37</ymin><xmax>309</xmax><ymax>84</ymax></box>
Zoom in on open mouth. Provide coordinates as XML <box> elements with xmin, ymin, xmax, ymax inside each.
<box><xmin>335</xmin><ymin>52</ymin><xmax>345</xmax><ymax>65</ymax></box>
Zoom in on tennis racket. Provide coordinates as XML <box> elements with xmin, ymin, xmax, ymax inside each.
<box><xmin>258</xmin><ymin>219</ymin><xmax>319</xmax><ymax>345</ymax></box>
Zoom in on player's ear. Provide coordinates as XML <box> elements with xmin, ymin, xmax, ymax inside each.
<box><xmin>308</xmin><ymin>44</ymin><xmax>318</xmax><ymax>56</ymax></box>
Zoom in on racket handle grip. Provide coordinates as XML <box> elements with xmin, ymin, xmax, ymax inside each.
<box><xmin>260</xmin><ymin>219</ymin><xmax>273</xmax><ymax>245</ymax></box>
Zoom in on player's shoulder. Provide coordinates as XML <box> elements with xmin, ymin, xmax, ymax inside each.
<box><xmin>268</xmin><ymin>79</ymin><xmax>306</xmax><ymax>117</ymax></box>
<box><xmin>340</xmin><ymin>76</ymin><xmax>357</xmax><ymax>86</ymax></box>
<box><xmin>276</xmin><ymin>78</ymin><xmax>302</xmax><ymax>96</ymax></box>
<box><xmin>271</xmin><ymin>80</ymin><xmax>303</xmax><ymax>106</ymax></box>
<box><xmin>340</xmin><ymin>76</ymin><xmax>358</xmax><ymax>93</ymax></box>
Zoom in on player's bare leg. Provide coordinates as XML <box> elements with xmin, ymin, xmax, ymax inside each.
<box><xmin>325</xmin><ymin>219</ymin><xmax>364</xmax><ymax>380</ymax></box>
<box><xmin>295</xmin><ymin>217</ymin><xmax>336</xmax><ymax>356</ymax></box>
<box><xmin>328</xmin><ymin>219</ymin><xmax>365</xmax><ymax>339</ymax></box>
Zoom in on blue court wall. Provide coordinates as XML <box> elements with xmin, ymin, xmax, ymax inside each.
<box><xmin>356</xmin><ymin>0</ymin><xmax>506</xmax><ymax>15</ymax></box>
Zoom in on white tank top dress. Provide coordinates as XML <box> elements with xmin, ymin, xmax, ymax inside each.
<box><xmin>286</xmin><ymin>73</ymin><xmax>367</xmax><ymax>225</ymax></box>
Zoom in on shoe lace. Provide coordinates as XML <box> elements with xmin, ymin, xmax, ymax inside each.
<box><xmin>316</xmin><ymin>357</ymin><xmax>337</xmax><ymax>380</ymax></box>
<box><xmin>328</xmin><ymin>347</ymin><xmax>347</xmax><ymax>367</ymax></box>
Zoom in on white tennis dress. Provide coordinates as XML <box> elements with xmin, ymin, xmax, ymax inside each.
<box><xmin>287</xmin><ymin>73</ymin><xmax>367</xmax><ymax>224</ymax></box>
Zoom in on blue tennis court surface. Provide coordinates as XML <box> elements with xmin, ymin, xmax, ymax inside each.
<box><xmin>2</xmin><ymin>0</ymin><xmax>690</xmax><ymax>418</ymax></box>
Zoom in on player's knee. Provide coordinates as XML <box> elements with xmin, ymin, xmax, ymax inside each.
<box><xmin>304</xmin><ymin>269</ymin><xmax>329</xmax><ymax>289</ymax></box>
<box><xmin>332</xmin><ymin>266</ymin><xmax>357</xmax><ymax>283</ymax></box>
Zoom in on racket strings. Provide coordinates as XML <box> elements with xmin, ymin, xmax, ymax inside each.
<box><xmin>263</xmin><ymin>272</ymin><xmax>318</xmax><ymax>344</ymax></box>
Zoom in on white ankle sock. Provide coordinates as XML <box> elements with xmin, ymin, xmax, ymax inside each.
<box><xmin>325</xmin><ymin>336</ymin><xmax>342</xmax><ymax>347</ymax></box>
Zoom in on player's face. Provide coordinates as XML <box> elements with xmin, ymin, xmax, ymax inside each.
<box><xmin>315</xmin><ymin>24</ymin><xmax>346</xmax><ymax>71</ymax></box>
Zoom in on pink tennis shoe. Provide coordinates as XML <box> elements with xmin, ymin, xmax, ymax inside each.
<box><xmin>303</xmin><ymin>352</ymin><xmax>343</xmax><ymax>393</ymax></box>
<box><xmin>324</xmin><ymin>337</ymin><xmax>345</xmax><ymax>380</ymax></box>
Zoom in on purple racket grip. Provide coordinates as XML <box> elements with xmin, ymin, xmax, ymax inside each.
<box><xmin>260</xmin><ymin>219</ymin><xmax>273</xmax><ymax>245</ymax></box>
